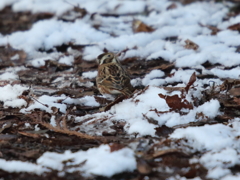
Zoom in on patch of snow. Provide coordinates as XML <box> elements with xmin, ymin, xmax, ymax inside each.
<box><xmin>0</xmin><ymin>0</ymin><xmax>17</xmax><ymax>10</ymax></box>
<box><xmin>50</xmin><ymin>115</ymin><xmax>56</xmax><ymax>127</ymax></box>
<box><xmin>58</xmin><ymin>55</ymin><xmax>74</xmax><ymax>65</ymax></box>
<box><xmin>0</xmin><ymin>84</ymin><xmax>28</xmax><ymax>108</ymax></box>
<box><xmin>31</xmin><ymin>56</ymin><xmax>54</xmax><ymax>67</ymax></box>
<box><xmin>37</xmin><ymin>144</ymin><xmax>136</xmax><ymax>177</ymax></box>
<box><xmin>63</xmin><ymin>96</ymin><xmax>100</xmax><ymax>107</ymax></box>
<box><xmin>142</xmin><ymin>69</ymin><xmax>165</xmax><ymax>86</ymax></box>
<box><xmin>82</xmin><ymin>71</ymin><xmax>98</xmax><ymax>79</ymax></box>
<box><xmin>0</xmin><ymin>72</ymin><xmax>18</xmax><ymax>80</ymax></box>
<box><xmin>0</xmin><ymin>159</ymin><xmax>44</xmax><ymax>175</ymax></box>
<box><xmin>20</xmin><ymin>95</ymin><xmax>67</xmax><ymax>114</ymax></box>
<box><xmin>207</xmin><ymin>167</ymin><xmax>231</xmax><ymax>179</ymax></box>
<box><xmin>221</xmin><ymin>174</ymin><xmax>240</xmax><ymax>180</ymax></box>
<box><xmin>210</xmin><ymin>67</ymin><xmax>240</xmax><ymax>79</ymax></box>
<box><xmin>170</xmin><ymin>124</ymin><xmax>236</xmax><ymax>151</ymax></box>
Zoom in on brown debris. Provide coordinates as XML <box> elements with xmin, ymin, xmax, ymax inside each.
<box><xmin>159</xmin><ymin>94</ymin><xmax>193</xmax><ymax>111</ymax></box>
<box><xmin>228</xmin><ymin>23</ymin><xmax>240</xmax><ymax>31</ymax></box>
<box><xmin>109</xmin><ymin>143</ymin><xmax>126</xmax><ymax>152</ymax></box>
<box><xmin>184</xmin><ymin>39</ymin><xmax>199</xmax><ymax>51</ymax></box>
<box><xmin>185</xmin><ymin>72</ymin><xmax>196</xmax><ymax>93</ymax></box>
<box><xmin>167</xmin><ymin>3</ymin><xmax>177</xmax><ymax>10</ymax></box>
<box><xmin>1</xmin><ymin>3</ymin><xmax>240</xmax><ymax>180</ymax></box>
<box><xmin>132</xmin><ymin>19</ymin><xmax>155</xmax><ymax>33</ymax></box>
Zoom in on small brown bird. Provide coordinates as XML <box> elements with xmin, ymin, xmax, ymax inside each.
<box><xmin>96</xmin><ymin>52</ymin><xmax>134</xmax><ymax>99</ymax></box>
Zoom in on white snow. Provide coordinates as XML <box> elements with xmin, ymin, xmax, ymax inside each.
<box><xmin>0</xmin><ymin>145</ymin><xmax>136</xmax><ymax>177</ymax></box>
<box><xmin>170</xmin><ymin>124</ymin><xmax>236</xmax><ymax>151</ymax></box>
<box><xmin>58</xmin><ymin>55</ymin><xmax>74</xmax><ymax>65</ymax></box>
<box><xmin>201</xmin><ymin>148</ymin><xmax>240</xmax><ymax>179</ymax></box>
<box><xmin>210</xmin><ymin>67</ymin><xmax>240</xmax><ymax>79</ymax></box>
<box><xmin>37</xmin><ymin>144</ymin><xmax>136</xmax><ymax>177</ymax></box>
<box><xmin>0</xmin><ymin>84</ymin><xmax>28</xmax><ymax>108</ymax></box>
<box><xmin>31</xmin><ymin>56</ymin><xmax>54</xmax><ymax>67</ymax></box>
<box><xmin>0</xmin><ymin>159</ymin><xmax>44</xmax><ymax>175</ymax></box>
<box><xmin>0</xmin><ymin>72</ymin><xmax>18</xmax><ymax>80</ymax></box>
<box><xmin>0</xmin><ymin>0</ymin><xmax>240</xmax><ymax>178</ymax></box>
<box><xmin>20</xmin><ymin>95</ymin><xmax>100</xmax><ymax>114</ymax></box>
<box><xmin>142</xmin><ymin>69</ymin><xmax>165</xmax><ymax>86</ymax></box>
<box><xmin>82</xmin><ymin>71</ymin><xmax>98</xmax><ymax>79</ymax></box>
<box><xmin>20</xmin><ymin>95</ymin><xmax>67</xmax><ymax>114</ymax></box>
<box><xmin>63</xmin><ymin>96</ymin><xmax>100</xmax><ymax>107</ymax></box>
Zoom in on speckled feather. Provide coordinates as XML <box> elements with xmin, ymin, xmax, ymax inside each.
<box><xmin>96</xmin><ymin>53</ymin><xmax>134</xmax><ymax>96</ymax></box>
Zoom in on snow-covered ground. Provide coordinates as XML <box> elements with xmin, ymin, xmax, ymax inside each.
<box><xmin>1</xmin><ymin>0</ymin><xmax>240</xmax><ymax>179</ymax></box>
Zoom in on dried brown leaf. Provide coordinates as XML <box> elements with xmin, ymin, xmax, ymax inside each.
<box><xmin>155</xmin><ymin>125</ymin><xmax>174</xmax><ymax>137</ymax></box>
<box><xmin>228</xmin><ymin>23</ymin><xmax>240</xmax><ymax>31</ymax></box>
<box><xmin>185</xmin><ymin>72</ymin><xmax>196</xmax><ymax>93</ymax></box>
<box><xmin>184</xmin><ymin>39</ymin><xmax>199</xmax><ymax>51</ymax></box>
<box><xmin>18</xmin><ymin>131</ymin><xmax>41</xmax><ymax>139</ymax></box>
<box><xmin>132</xmin><ymin>20</ymin><xmax>155</xmax><ymax>33</ymax></box>
<box><xmin>109</xmin><ymin>143</ymin><xmax>125</xmax><ymax>152</ymax></box>
<box><xmin>152</xmin><ymin>149</ymin><xmax>180</xmax><ymax>158</ymax></box>
<box><xmin>159</xmin><ymin>94</ymin><xmax>193</xmax><ymax>111</ymax></box>
<box><xmin>167</xmin><ymin>3</ymin><xmax>177</xmax><ymax>10</ymax></box>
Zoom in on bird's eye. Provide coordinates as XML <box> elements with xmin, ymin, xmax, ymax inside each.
<box><xmin>107</xmin><ymin>54</ymin><xmax>111</xmax><ymax>58</ymax></box>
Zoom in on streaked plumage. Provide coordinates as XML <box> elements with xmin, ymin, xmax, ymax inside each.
<box><xmin>96</xmin><ymin>52</ymin><xmax>134</xmax><ymax>98</ymax></box>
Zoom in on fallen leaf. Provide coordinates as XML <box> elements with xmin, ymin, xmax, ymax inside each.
<box><xmin>132</xmin><ymin>19</ymin><xmax>155</xmax><ymax>33</ymax></box>
<box><xmin>152</xmin><ymin>149</ymin><xmax>180</xmax><ymax>158</ymax></box>
<box><xmin>167</xmin><ymin>3</ymin><xmax>177</xmax><ymax>10</ymax></box>
<box><xmin>155</xmin><ymin>125</ymin><xmax>174</xmax><ymax>137</ymax></box>
<box><xmin>184</xmin><ymin>39</ymin><xmax>199</xmax><ymax>51</ymax></box>
<box><xmin>228</xmin><ymin>23</ymin><xmax>240</xmax><ymax>31</ymax></box>
<box><xmin>18</xmin><ymin>131</ymin><xmax>41</xmax><ymax>138</ymax></box>
<box><xmin>185</xmin><ymin>72</ymin><xmax>196</xmax><ymax>93</ymax></box>
<box><xmin>109</xmin><ymin>143</ymin><xmax>125</xmax><ymax>152</ymax></box>
<box><xmin>159</xmin><ymin>94</ymin><xmax>193</xmax><ymax>111</ymax></box>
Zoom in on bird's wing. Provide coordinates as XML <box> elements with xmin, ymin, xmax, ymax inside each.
<box><xmin>97</xmin><ymin>63</ymin><xmax>131</xmax><ymax>92</ymax></box>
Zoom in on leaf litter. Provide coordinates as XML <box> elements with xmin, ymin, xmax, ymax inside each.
<box><xmin>0</xmin><ymin>0</ymin><xmax>240</xmax><ymax>180</ymax></box>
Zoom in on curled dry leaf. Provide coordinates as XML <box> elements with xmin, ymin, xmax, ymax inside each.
<box><xmin>228</xmin><ymin>23</ymin><xmax>240</xmax><ymax>31</ymax></box>
<box><xmin>199</xmin><ymin>23</ymin><xmax>220</xmax><ymax>35</ymax></box>
<box><xmin>18</xmin><ymin>131</ymin><xmax>41</xmax><ymax>139</ymax></box>
<box><xmin>185</xmin><ymin>72</ymin><xmax>196</xmax><ymax>93</ymax></box>
<box><xmin>184</xmin><ymin>39</ymin><xmax>199</xmax><ymax>51</ymax></box>
<box><xmin>155</xmin><ymin>125</ymin><xmax>174</xmax><ymax>137</ymax></box>
<box><xmin>109</xmin><ymin>143</ymin><xmax>125</xmax><ymax>152</ymax></box>
<box><xmin>159</xmin><ymin>94</ymin><xmax>193</xmax><ymax>111</ymax></box>
<box><xmin>132</xmin><ymin>19</ymin><xmax>155</xmax><ymax>33</ymax></box>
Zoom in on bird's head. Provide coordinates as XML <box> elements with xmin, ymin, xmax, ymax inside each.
<box><xmin>97</xmin><ymin>52</ymin><xmax>119</xmax><ymax>65</ymax></box>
